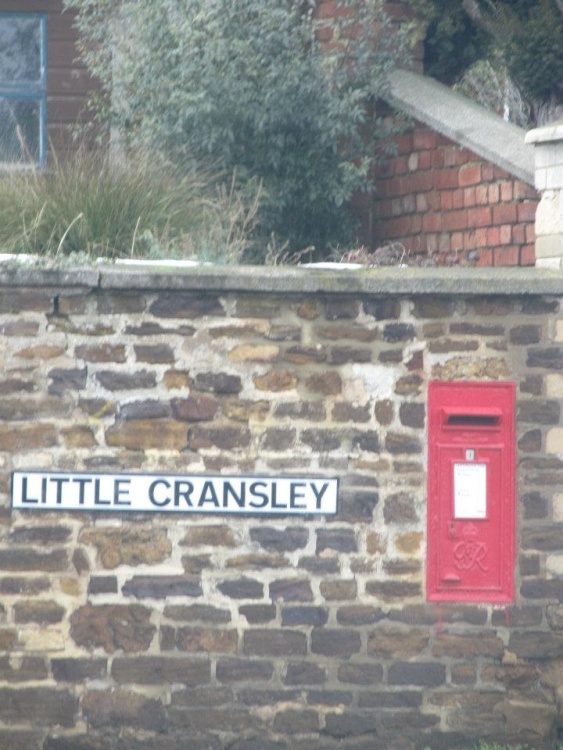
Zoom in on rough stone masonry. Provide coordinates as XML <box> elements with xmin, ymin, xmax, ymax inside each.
<box><xmin>0</xmin><ymin>264</ymin><xmax>562</xmax><ymax>750</ymax></box>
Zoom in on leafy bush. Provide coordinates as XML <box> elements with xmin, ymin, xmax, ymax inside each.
<box><xmin>64</xmin><ymin>0</ymin><xmax>409</xmax><ymax>258</ymax></box>
<box><xmin>0</xmin><ymin>151</ymin><xmax>260</xmax><ymax>262</ymax></box>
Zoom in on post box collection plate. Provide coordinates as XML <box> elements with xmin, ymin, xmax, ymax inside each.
<box><xmin>427</xmin><ymin>381</ymin><xmax>515</xmax><ymax>603</ymax></box>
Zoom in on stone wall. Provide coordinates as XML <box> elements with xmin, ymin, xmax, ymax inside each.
<box><xmin>0</xmin><ymin>265</ymin><xmax>562</xmax><ymax>750</ymax></box>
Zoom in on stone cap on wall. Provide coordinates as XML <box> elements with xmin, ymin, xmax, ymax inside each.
<box><xmin>384</xmin><ymin>69</ymin><xmax>535</xmax><ymax>186</ymax></box>
<box><xmin>0</xmin><ymin>263</ymin><xmax>561</xmax><ymax>296</ymax></box>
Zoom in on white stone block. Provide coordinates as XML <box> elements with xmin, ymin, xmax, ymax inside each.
<box><xmin>546</xmin><ymin>427</ymin><xmax>563</xmax><ymax>455</ymax></box>
<box><xmin>546</xmin><ymin>373</ymin><xmax>563</xmax><ymax>397</ymax></box>
<box><xmin>546</xmin><ymin>163</ymin><xmax>563</xmax><ymax>189</ymax></box>
<box><xmin>535</xmin><ymin>190</ymin><xmax>563</xmax><ymax>235</ymax></box>
<box><xmin>535</xmin><ymin>234</ymin><xmax>563</xmax><ymax>259</ymax></box>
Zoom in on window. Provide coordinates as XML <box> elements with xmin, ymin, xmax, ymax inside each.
<box><xmin>0</xmin><ymin>13</ymin><xmax>46</xmax><ymax>166</ymax></box>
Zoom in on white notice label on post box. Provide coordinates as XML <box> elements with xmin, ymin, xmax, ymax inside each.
<box><xmin>454</xmin><ymin>462</ymin><xmax>487</xmax><ymax>519</ymax></box>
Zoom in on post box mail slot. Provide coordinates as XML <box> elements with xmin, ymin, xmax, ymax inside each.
<box><xmin>427</xmin><ymin>381</ymin><xmax>515</xmax><ymax>603</ymax></box>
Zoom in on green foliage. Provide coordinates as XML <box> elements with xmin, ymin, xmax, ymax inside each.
<box><xmin>410</xmin><ymin>0</ymin><xmax>490</xmax><ymax>84</ymax></box>
<box><xmin>64</xmin><ymin>0</ymin><xmax>408</xmax><ymax>258</ymax></box>
<box><xmin>411</xmin><ymin>0</ymin><xmax>563</xmax><ymax>123</ymax></box>
<box><xmin>0</xmin><ymin>150</ymin><xmax>260</xmax><ymax>262</ymax></box>
<box><xmin>495</xmin><ymin>0</ymin><xmax>563</xmax><ymax>103</ymax></box>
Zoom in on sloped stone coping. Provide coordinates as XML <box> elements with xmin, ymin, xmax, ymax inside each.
<box><xmin>385</xmin><ymin>69</ymin><xmax>535</xmax><ymax>186</ymax></box>
<box><xmin>0</xmin><ymin>262</ymin><xmax>561</xmax><ymax>296</ymax></box>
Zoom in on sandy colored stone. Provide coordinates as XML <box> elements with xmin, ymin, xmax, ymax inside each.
<box><xmin>15</xmin><ymin>345</ymin><xmax>65</xmax><ymax>360</ymax></box>
<box><xmin>105</xmin><ymin>419</ymin><xmax>187</xmax><ymax>450</ymax></box>
<box><xmin>80</xmin><ymin>528</ymin><xmax>172</xmax><ymax>569</ymax></box>
<box><xmin>228</xmin><ymin>345</ymin><xmax>279</xmax><ymax>362</ymax></box>
<box><xmin>546</xmin><ymin>428</ymin><xmax>563</xmax><ymax>454</ymax></box>
<box><xmin>395</xmin><ymin>531</ymin><xmax>424</xmax><ymax>554</ymax></box>
<box><xmin>431</xmin><ymin>356</ymin><xmax>510</xmax><ymax>380</ymax></box>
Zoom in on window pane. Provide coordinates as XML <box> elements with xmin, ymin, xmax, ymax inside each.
<box><xmin>0</xmin><ymin>97</ymin><xmax>40</xmax><ymax>163</ymax></box>
<box><xmin>0</xmin><ymin>17</ymin><xmax>42</xmax><ymax>85</ymax></box>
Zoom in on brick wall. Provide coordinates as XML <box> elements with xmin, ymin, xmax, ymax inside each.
<box><xmin>0</xmin><ymin>267</ymin><xmax>561</xmax><ymax>750</ymax></box>
<box><xmin>368</xmin><ymin>124</ymin><xmax>539</xmax><ymax>267</ymax></box>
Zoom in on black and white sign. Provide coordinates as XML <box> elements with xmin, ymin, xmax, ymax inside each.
<box><xmin>11</xmin><ymin>471</ymin><xmax>338</xmax><ymax>515</ymax></box>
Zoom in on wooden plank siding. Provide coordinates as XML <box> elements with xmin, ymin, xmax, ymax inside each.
<box><xmin>0</xmin><ymin>0</ymin><xmax>98</xmax><ymax>159</ymax></box>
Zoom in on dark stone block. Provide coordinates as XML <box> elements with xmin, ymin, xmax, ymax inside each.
<box><xmin>316</xmin><ymin>527</ymin><xmax>357</xmax><ymax>553</ymax></box>
<box><xmin>388</xmin><ymin>662</ymin><xmax>446</xmax><ymax>686</ymax></box>
<box><xmin>82</xmin><ymin>689</ymin><xmax>166</xmax><ymax>731</ymax></box>
<box><xmin>0</xmin><ymin>687</ymin><xmax>78</xmax><ymax>727</ymax></box>
<box><xmin>112</xmin><ymin>657</ymin><xmax>210</xmax><ymax>685</ymax></box>
<box><xmin>150</xmin><ymin>294</ymin><xmax>224</xmax><ymax>318</ymax></box>
<box><xmin>243</xmin><ymin>630</ymin><xmax>307</xmax><ymax>657</ymax></box>
<box><xmin>218</xmin><ymin>579</ymin><xmax>263</xmax><ymax>600</ymax></box>
<box><xmin>216</xmin><ymin>659</ymin><xmax>274</xmax><ymax>683</ymax></box>
<box><xmin>311</xmin><ymin>629</ymin><xmax>361</xmax><ymax>658</ymax></box>
<box><xmin>281</xmin><ymin>607</ymin><xmax>328</xmax><ymax>627</ymax></box>
<box><xmin>52</xmin><ymin>658</ymin><xmax>107</xmax><ymax>682</ymax></box>
<box><xmin>122</xmin><ymin>576</ymin><xmax>202</xmax><ymax>599</ymax></box>
<box><xmin>270</xmin><ymin>579</ymin><xmax>313</xmax><ymax>602</ymax></box>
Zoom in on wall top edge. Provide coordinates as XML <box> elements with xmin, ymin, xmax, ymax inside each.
<box><xmin>0</xmin><ymin>264</ymin><xmax>561</xmax><ymax>296</ymax></box>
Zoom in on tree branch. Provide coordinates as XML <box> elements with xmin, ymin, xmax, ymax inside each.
<box><xmin>462</xmin><ymin>0</ymin><xmax>500</xmax><ymax>40</ymax></box>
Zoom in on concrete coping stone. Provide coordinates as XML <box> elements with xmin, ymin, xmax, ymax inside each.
<box><xmin>0</xmin><ymin>262</ymin><xmax>561</xmax><ymax>296</ymax></box>
<box><xmin>526</xmin><ymin>121</ymin><xmax>563</xmax><ymax>145</ymax></box>
<box><xmin>384</xmin><ymin>69</ymin><xmax>535</xmax><ymax>186</ymax></box>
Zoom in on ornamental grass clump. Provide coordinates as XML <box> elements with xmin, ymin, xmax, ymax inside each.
<box><xmin>0</xmin><ymin>149</ymin><xmax>260</xmax><ymax>262</ymax></box>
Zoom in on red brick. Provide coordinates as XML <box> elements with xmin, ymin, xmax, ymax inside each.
<box><xmin>435</xmin><ymin>170</ymin><xmax>459</xmax><ymax>189</ymax></box>
<box><xmin>394</xmin><ymin>157</ymin><xmax>409</xmax><ymax>175</ymax></box>
<box><xmin>493</xmin><ymin>246</ymin><xmax>519</xmax><ymax>266</ymax></box>
<box><xmin>386</xmin><ymin>217</ymin><xmax>414</xmax><ymax>236</ymax></box>
<box><xmin>492</xmin><ymin>165</ymin><xmax>509</xmax><ymax>180</ymax></box>
<box><xmin>475</xmin><ymin>185</ymin><xmax>488</xmax><ymax>205</ymax></box>
<box><xmin>443</xmin><ymin>147</ymin><xmax>460</xmax><ymax>167</ymax></box>
<box><xmin>520</xmin><ymin>245</ymin><xmax>536</xmax><ymax>266</ymax></box>
<box><xmin>487</xmin><ymin>227</ymin><xmax>500</xmax><ymax>246</ymax></box>
<box><xmin>474</xmin><ymin>228</ymin><xmax>488</xmax><ymax>247</ymax></box>
<box><xmin>493</xmin><ymin>204</ymin><xmax>518</xmax><ymax>225</ymax></box>
<box><xmin>432</xmin><ymin>150</ymin><xmax>445</xmax><ymax>169</ymax></box>
<box><xmin>422</xmin><ymin>213</ymin><xmax>442</xmax><ymax>232</ymax></box>
<box><xmin>518</xmin><ymin>202</ymin><xmax>537</xmax><ymax>223</ymax></box>
<box><xmin>384</xmin><ymin>177</ymin><xmax>405</xmax><ymax>198</ymax></box>
<box><xmin>416</xmin><ymin>194</ymin><xmax>429</xmax><ymax>212</ymax></box>
<box><xmin>459</xmin><ymin>163</ymin><xmax>482</xmax><ymax>187</ymax></box>
<box><xmin>426</xmin><ymin>234</ymin><xmax>438</xmax><ymax>253</ymax></box>
<box><xmin>418</xmin><ymin>151</ymin><xmax>432</xmax><ymax>170</ymax></box>
<box><xmin>438</xmin><ymin>234</ymin><xmax>451</xmax><ymax>253</ymax></box>
<box><xmin>408</xmin><ymin>172</ymin><xmax>434</xmax><ymax>193</ymax></box>
<box><xmin>463</xmin><ymin>187</ymin><xmax>476</xmax><ymax>207</ymax></box>
<box><xmin>467</xmin><ymin>207</ymin><xmax>492</xmax><ymax>228</ymax></box>
<box><xmin>402</xmin><ymin>194</ymin><xmax>416</xmax><ymax>213</ymax></box>
<box><xmin>500</xmin><ymin>182</ymin><xmax>513</xmax><ymax>202</ymax></box>
<box><xmin>488</xmin><ymin>184</ymin><xmax>500</xmax><ymax>204</ymax></box>
<box><xmin>413</xmin><ymin>130</ymin><xmax>437</xmax><ymax>150</ymax></box>
<box><xmin>512</xmin><ymin>225</ymin><xmax>526</xmax><ymax>244</ymax></box>
<box><xmin>463</xmin><ymin>230</ymin><xmax>477</xmax><ymax>250</ymax></box>
<box><xmin>482</xmin><ymin>164</ymin><xmax>494</xmax><ymax>181</ymax></box>
<box><xmin>514</xmin><ymin>182</ymin><xmax>538</xmax><ymax>201</ymax></box>
<box><xmin>499</xmin><ymin>225</ymin><xmax>512</xmax><ymax>245</ymax></box>
<box><xmin>525</xmin><ymin>224</ymin><xmax>536</xmax><ymax>243</ymax></box>
<box><xmin>440</xmin><ymin>192</ymin><xmax>453</xmax><ymax>210</ymax></box>
<box><xmin>442</xmin><ymin>210</ymin><xmax>468</xmax><ymax>232</ymax></box>
<box><xmin>475</xmin><ymin>249</ymin><xmax>493</xmax><ymax>266</ymax></box>
<box><xmin>395</xmin><ymin>134</ymin><xmax>413</xmax><ymax>155</ymax></box>
<box><xmin>410</xmin><ymin>215</ymin><xmax>422</xmax><ymax>233</ymax></box>
<box><xmin>452</xmin><ymin>189</ymin><xmax>464</xmax><ymax>209</ymax></box>
<box><xmin>451</xmin><ymin>232</ymin><xmax>464</xmax><ymax>251</ymax></box>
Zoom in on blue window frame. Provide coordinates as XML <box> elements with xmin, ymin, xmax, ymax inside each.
<box><xmin>0</xmin><ymin>13</ymin><xmax>47</xmax><ymax>166</ymax></box>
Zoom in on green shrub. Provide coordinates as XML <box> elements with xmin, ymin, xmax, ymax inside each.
<box><xmin>64</xmin><ymin>0</ymin><xmax>409</xmax><ymax>258</ymax></box>
<box><xmin>0</xmin><ymin>151</ymin><xmax>260</xmax><ymax>262</ymax></box>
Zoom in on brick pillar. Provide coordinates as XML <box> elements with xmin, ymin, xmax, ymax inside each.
<box><xmin>525</xmin><ymin>123</ymin><xmax>563</xmax><ymax>270</ymax></box>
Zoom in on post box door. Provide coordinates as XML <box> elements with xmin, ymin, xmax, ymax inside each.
<box><xmin>427</xmin><ymin>381</ymin><xmax>515</xmax><ymax>603</ymax></box>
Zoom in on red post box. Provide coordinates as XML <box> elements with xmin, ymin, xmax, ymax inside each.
<box><xmin>427</xmin><ymin>381</ymin><xmax>515</xmax><ymax>603</ymax></box>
